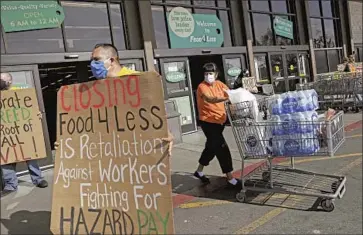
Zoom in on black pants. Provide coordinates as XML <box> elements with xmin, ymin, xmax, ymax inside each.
<box><xmin>199</xmin><ymin>121</ymin><xmax>233</xmax><ymax>174</ymax></box>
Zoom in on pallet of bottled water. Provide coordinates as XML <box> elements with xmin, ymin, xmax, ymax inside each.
<box><xmin>226</xmin><ymin>89</ymin><xmax>345</xmax><ymax>159</ymax></box>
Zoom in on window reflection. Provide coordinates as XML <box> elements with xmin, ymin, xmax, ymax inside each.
<box><xmin>152</xmin><ymin>6</ymin><xmax>169</xmax><ymax>49</ymax></box>
<box><xmin>311</xmin><ymin>18</ymin><xmax>324</xmax><ymax>48</ymax></box>
<box><xmin>110</xmin><ymin>4</ymin><xmax>126</xmax><ymax>50</ymax></box>
<box><xmin>286</xmin><ymin>54</ymin><xmax>298</xmax><ymax>76</ymax></box>
<box><xmin>250</xmin><ymin>0</ymin><xmax>269</xmax><ymax>11</ymax></box>
<box><xmin>254</xmin><ymin>55</ymin><xmax>269</xmax><ymax>82</ymax></box>
<box><xmin>321</xmin><ymin>0</ymin><xmax>333</xmax><ymax>17</ymax></box>
<box><xmin>315</xmin><ymin>51</ymin><xmax>329</xmax><ymax>73</ymax></box>
<box><xmin>220</xmin><ymin>11</ymin><xmax>232</xmax><ymax>47</ymax></box>
<box><xmin>193</xmin><ymin>0</ymin><xmax>215</xmax><ymax>6</ymax></box>
<box><xmin>1</xmin><ymin>31</ymin><xmax>5</xmax><ymax>54</ymax></box>
<box><xmin>327</xmin><ymin>50</ymin><xmax>340</xmax><ymax>72</ymax></box>
<box><xmin>5</xmin><ymin>27</ymin><xmax>64</xmax><ymax>54</ymax></box>
<box><xmin>324</xmin><ymin>19</ymin><xmax>336</xmax><ymax>48</ymax></box>
<box><xmin>308</xmin><ymin>0</ymin><xmax>321</xmax><ymax>17</ymax></box>
<box><xmin>270</xmin><ymin>54</ymin><xmax>284</xmax><ymax>78</ymax></box>
<box><xmin>252</xmin><ymin>14</ymin><xmax>273</xmax><ymax>46</ymax></box>
<box><xmin>164</xmin><ymin>62</ymin><xmax>189</xmax><ymax>95</ymax></box>
<box><xmin>62</xmin><ymin>1</ymin><xmax>112</xmax><ymax>52</ymax></box>
<box><xmin>271</xmin><ymin>0</ymin><xmax>288</xmax><ymax>13</ymax></box>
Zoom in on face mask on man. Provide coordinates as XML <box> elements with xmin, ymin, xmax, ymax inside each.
<box><xmin>204</xmin><ymin>74</ymin><xmax>216</xmax><ymax>84</ymax></box>
<box><xmin>90</xmin><ymin>58</ymin><xmax>111</xmax><ymax>79</ymax></box>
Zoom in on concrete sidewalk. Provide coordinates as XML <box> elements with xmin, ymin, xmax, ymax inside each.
<box><xmin>0</xmin><ymin>112</ymin><xmax>361</xmax><ymax>234</ymax></box>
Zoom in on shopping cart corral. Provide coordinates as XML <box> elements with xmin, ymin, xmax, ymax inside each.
<box><xmin>226</xmin><ymin>98</ymin><xmax>347</xmax><ymax>212</ymax></box>
<box><xmin>297</xmin><ymin>73</ymin><xmax>363</xmax><ymax>112</ymax></box>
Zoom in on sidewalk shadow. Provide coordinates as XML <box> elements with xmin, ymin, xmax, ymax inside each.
<box><xmin>1</xmin><ymin>210</ymin><xmax>51</xmax><ymax>235</ymax></box>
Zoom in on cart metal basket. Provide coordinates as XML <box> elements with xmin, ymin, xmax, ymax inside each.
<box><xmin>226</xmin><ymin>98</ymin><xmax>347</xmax><ymax>212</ymax></box>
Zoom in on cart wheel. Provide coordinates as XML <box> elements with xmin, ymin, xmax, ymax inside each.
<box><xmin>321</xmin><ymin>199</ymin><xmax>335</xmax><ymax>212</ymax></box>
<box><xmin>262</xmin><ymin>171</ymin><xmax>270</xmax><ymax>181</ymax></box>
<box><xmin>236</xmin><ymin>192</ymin><xmax>246</xmax><ymax>203</ymax></box>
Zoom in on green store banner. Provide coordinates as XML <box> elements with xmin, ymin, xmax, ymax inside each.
<box><xmin>167</xmin><ymin>7</ymin><xmax>224</xmax><ymax>49</ymax></box>
<box><xmin>273</xmin><ymin>16</ymin><xmax>293</xmax><ymax>40</ymax></box>
<box><xmin>1</xmin><ymin>1</ymin><xmax>65</xmax><ymax>32</ymax></box>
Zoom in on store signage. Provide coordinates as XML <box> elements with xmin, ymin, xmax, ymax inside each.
<box><xmin>167</xmin><ymin>7</ymin><xmax>224</xmax><ymax>48</ymax></box>
<box><xmin>1</xmin><ymin>1</ymin><xmax>65</xmax><ymax>32</ymax></box>
<box><xmin>227</xmin><ymin>67</ymin><xmax>242</xmax><ymax>77</ymax></box>
<box><xmin>273</xmin><ymin>16</ymin><xmax>293</xmax><ymax>40</ymax></box>
<box><xmin>166</xmin><ymin>71</ymin><xmax>186</xmax><ymax>83</ymax></box>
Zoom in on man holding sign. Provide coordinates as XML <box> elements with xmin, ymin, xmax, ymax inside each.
<box><xmin>51</xmin><ymin>44</ymin><xmax>175</xmax><ymax>234</ymax></box>
<box><xmin>0</xmin><ymin>73</ymin><xmax>48</xmax><ymax>196</ymax></box>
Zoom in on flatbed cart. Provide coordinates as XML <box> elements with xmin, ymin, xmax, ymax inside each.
<box><xmin>226</xmin><ymin>98</ymin><xmax>347</xmax><ymax>212</ymax></box>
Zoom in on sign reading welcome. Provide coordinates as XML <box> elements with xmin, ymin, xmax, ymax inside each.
<box><xmin>167</xmin><ymin>7</ymin><xmax>224</xmax><ymax>48</ymax></box>
<box><xmin>50</xmin><ymin>72</ymin><xmax>174</xmax><ymax>235</ymax></box>
<box><xmin>0</xmin><ymin>88</ymin><xmax>47</xmax><ymax>165</ymax></box>
<box><xmin>1</xmin><ymin>1</ymin><xmax>65</xmax><ymax>32</ymax></box>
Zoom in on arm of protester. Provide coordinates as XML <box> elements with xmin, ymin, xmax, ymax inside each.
<box><xmin>199</xmin><ymin>84</ymin><xmax>228</xmax><ymax>104</ymax></box>
<box><xmin>37</xmin><ymin>111</ymin><xmax>43</xmax><ymax>120</ymax></box>
<box><xmin>54</xmin><ymin>142</ymin><xmax>59</xmax><ymax>150</ymax></box>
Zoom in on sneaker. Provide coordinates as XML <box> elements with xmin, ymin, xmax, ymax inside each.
<box><xmin>36</xmin><ymin>180</ymin><xmax>48</xmax><ymax>188</ymax></box>
<box><xmin>1</xmin><ymin>189</ymin><xmax>15</xmax><ymax>198</ymax></box>
<box><xmin>227</xmin><ymin>179</ymin><xmax>242</xmax><ymax>189</ymax></box>
<box><xmin>193</xmin><ymin>171</ymin><xmax>210</xmax><ymax>184</ymax></box>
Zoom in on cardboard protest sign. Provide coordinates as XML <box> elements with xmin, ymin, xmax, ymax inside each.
<box><xmin>50</xmin><ymin>72</ymin><xmax>175</xmax><ymax>235</ymax></box>
<box><xmin>0</xmin><ymin>88</ymin><xmax>47</xmax><ymax>165</ymax></box>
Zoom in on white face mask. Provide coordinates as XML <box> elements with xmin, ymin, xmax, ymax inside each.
<box><xmin>204</xmin><ymin>74</ymin><xmax>216</xmax><ymax>84</ymax></box>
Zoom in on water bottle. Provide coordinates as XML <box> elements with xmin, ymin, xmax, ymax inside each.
<box><xmin>272</xmin><ymin>135</ymin><xmax>284</xmax><ymax>156</ymax></box>
<box><xmin>282</xmin><ymin>134</ymin><xmax>301</xmax><ymax>156</ymax></box>
<box><xmin>305</xmin><ymin>111</ymin><xmax>319</xmax><ymax>133</ymax></box>
<box><xmin>305</xmin><ymin>89</ymin><xmax>319</xmax><ymax>110</ymax></box>
<box><xmin>281</xmin><ymin>113</ymin><xmax>299</xmax><ymax>135</ymax></box>
<box><xmin>271</xmin><ymin>115</ymin><xmax>283</xmax><ymax>135</ymax></box>
<box><xmin>301</xmin><ymin>132</ymin><xmax>319</xmax><ymax>155</ymax></box>
<box><xmin>297</xmin><ymin>90</ymin><xmax>308</xmax><ymax>112</ymax></box>
<box><xmin>271</xmin><ymin>94</ymin><xmax>283</xmax><ymax>115</ymax></box>
<box><xmin>281</xmin><ymin>92</ymin><xmax>298</xmax><ymax>114</ymax></box>
<box><xmin>294</xmin><ymin>112</ymin><xmax>306</xmax><ymax>133</ymax></box>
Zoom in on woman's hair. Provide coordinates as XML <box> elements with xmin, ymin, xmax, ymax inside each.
<box><xmin>203</xmin><ymin>63</ymin><xmax>219</xmax><ymax>73</ymax></box>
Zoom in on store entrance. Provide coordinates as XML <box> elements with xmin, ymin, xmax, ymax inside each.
<box><xmin>189</xmin><ymin>55</ymin><xmax>225</xmax><ymax>126</ymax></box>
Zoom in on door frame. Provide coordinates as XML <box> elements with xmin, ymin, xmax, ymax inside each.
<box><xmin>159</xmin><ymin>57</ymin><xmax>197</xmax><ymax>134</ymax></box>
<box><xmin>1</xmin><ymin>64</ymin><xmax>53</xmax><ymax>174</ymax></box>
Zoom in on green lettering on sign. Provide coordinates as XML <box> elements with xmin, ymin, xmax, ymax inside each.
<box><xmin>167</xmin><ymin>7</ymin><xmax>224</xmax><ymax>48</ymax></box>
<box><xmin>227</xmin><ymin>67</ymin><xmax>242</xmax><ymax>77</ymax></box>
<box><xmin>1</xmin><ymin>1</ymin><xmax>65</xmax><ymax>32</ymax></box>
<box><xmin>165</xmin><ymin>71</ymin><xmax>186</xmax><ymax>83</ymax></box>
<box><xmin>273</xmin><ymin>16</ymin><xmax>293</xmax><ymax>40</ymax></box>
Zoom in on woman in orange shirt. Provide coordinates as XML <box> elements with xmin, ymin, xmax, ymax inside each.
<box><xmin>194</xmin><ymin>63</ymin><xmax>240</xmax><ymax>188</ymax></box>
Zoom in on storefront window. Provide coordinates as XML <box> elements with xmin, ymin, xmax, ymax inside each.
<box><xmin>1</xmin><ymin>31</ymin><xmax>5</xmax><ymax>54</ymax></box>
<box><xmin>151</xmin><ymin>0</ymin><xmax>233</xmax><ymax>48</ymax></box>
<box><xmin>61</xmin><ymin>1</ymin><xmax>127</xmax><ymax>52</ymax></box>
<box><xmin>327</xmin><ymin>50</ymin><xmax>340</xmax><ymax>72</ymax></box>
<box><xmin>315</xmin><ymin>51</ymin><xmax>329</xmax><ymax>74</ymax></box>
<box><xmin>252</xmin><ymin>14</ymin><xmax>273</xmax><ymax>46</ymax></box>
<box><xmin>270</xmin><ymin>54</ymin><xmax>284</xmax><ymax>79</ymax></box>
<box><xmin>5</xmin><ymin>27</ymin><xmax>64</xmax><ymax>54</ymax></box>
<box><xmin>254</xmin><ymin>54</ymin><xmax>269</xmax><ymax>83</ymax></box>
<box><xmin>309</xmin><ymin>0</ymin><xmax>341</xmax><ymax>49</ymax></box>
<box><xmin>249</xmin><ymin>0</ymin><xmax>297</xmax><ymax>46</ymax></box>
<box><xmin>164</xmin><ymin>61</ymin><xmax>189</xmax><ymax>95</ymax></box>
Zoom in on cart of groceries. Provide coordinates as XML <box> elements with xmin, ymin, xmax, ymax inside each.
<box><xmin>296</xmin><ymin>71</ymin><xmax>363</xmax><ymax>112</ymax></box>
<box><xmin>226</xmin><ymin>88</ymin><xmax>347</xmax><ymax>212</ymax></box>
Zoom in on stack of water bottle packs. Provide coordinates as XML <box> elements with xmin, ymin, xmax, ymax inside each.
<box><xmin>269</xmin><ymin>89</ymin><xmax>320</xmax><ymax>156</ymax></box>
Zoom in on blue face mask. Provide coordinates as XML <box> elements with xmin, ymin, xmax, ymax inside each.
<box><xmin>90</xmin><ymin>59</ymin><xmax>110</xmax><ymax>79</ymax></box>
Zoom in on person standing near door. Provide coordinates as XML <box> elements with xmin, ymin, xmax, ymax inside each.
<box><xmin>194</xmin><ymin>63</ymin><xmax>240</xmax><ymax>188</ymax></box>
<box><xmin>0</xmin><ymin>72</ymin><xmax>48</xmax><ymax>197</ymax></box>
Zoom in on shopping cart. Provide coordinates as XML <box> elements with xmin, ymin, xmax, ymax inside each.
<box><xmin>226</xmin><ymin>98</ymin><xmax>347</xmax><ymax>212</ymax></box>
<box><xmin>297</xmin><ymin>73</ymin><xmax>363</xmax><ymax>112</ymax></box>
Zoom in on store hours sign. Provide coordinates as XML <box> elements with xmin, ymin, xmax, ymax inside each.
<box><xmin>167</xmin><ymin>7</ymin><xmax>224</xmax><ymax>48</ymax></box>
<box><xmin>0</xmin><ymin>1</ymin><xmax>65</xmax><ymax>32</ymax></box>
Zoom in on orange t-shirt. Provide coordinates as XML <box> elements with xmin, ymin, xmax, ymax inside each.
<box><xmin>197</xmin><ymin>80</ymin><xmax>228</xmax><ymax>124</ymax></box>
